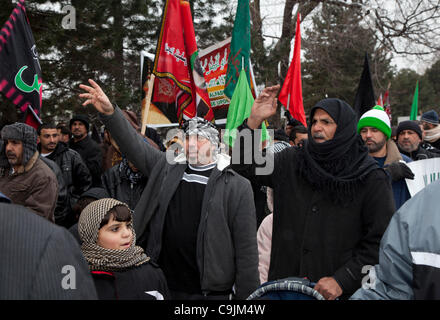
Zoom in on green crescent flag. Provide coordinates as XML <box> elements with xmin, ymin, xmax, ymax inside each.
<box><xmin>224</xmin><ymin>0</ymin><xmax>251</xmax><ymax>99</ymax></box>
<box><xmin>410</xmin><ymin>81</ymin><xmax>419</xmax><ymax>120</ymax></box>
<box><xmin>224</xmin><ymin>69</ymin><xmax>268</xmax><ymax>147</ymax></box>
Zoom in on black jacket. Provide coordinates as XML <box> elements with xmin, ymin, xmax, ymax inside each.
<box><xmin>232</xmin><ymin>125</ymin><xmax>395</xmax><ymax>298</ymax></box>
<box><xmin>45</xmin><ymin>142</ymin><xmax>92</xmax><ymax>208</ymax></box>
<box><xmin>91</xmin><ymin>262</ymin><xmax>170</xmax><ymax>300</ymax></box>
<box><xmin>101</xmin><ymin>164</ymin><xmax>148</xmax><ymax>210</ymax></box>
<box><xmin>40</xmin><ymin>156</ymin><xmax>69</xmax><ymax>226</ymax></box>
<box><xmin>69</xmin><ymin>136</ymin><xmax>103</xmax><ymax>187</ymax></box>
<box><xmin>399</xmin><ymin>144</ymin><xmax>440</xmax><ymax>161</ymax></box>
<box><xmin>0</xmin><ymin>203</ymin><xmax>97</xmax><ymax>299</ymax></box>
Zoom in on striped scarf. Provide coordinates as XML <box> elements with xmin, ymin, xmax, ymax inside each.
<box><xmin>78</xmin><ymin>198</ymin><xmax>150</xmax><ymax>271</ymax></box>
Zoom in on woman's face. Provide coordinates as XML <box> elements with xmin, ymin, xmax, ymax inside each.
<box><xmin>97</xmin><ymin>215</ymin><xmax>133</xmax><ymax>250</ymax></box>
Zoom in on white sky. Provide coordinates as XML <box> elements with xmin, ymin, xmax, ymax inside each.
<box><xmin>224</xmin><ymin>0</ymin><xmax>432</xmax><ymax>74</ymax></box>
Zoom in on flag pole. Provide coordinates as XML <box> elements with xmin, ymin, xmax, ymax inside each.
<box><xmin>283</xmin><ymin>93</ymin><xmax>292</xmax><ymax>124</ymax></box>
<box><xmin>141</xmin><ymin>74</ymin><xmax>155</xmax><ymax>135</ymax></box>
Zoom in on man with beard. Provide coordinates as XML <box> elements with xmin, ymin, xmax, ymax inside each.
<box><xmin>396</xmin><ymin>120</ymin><xmax>440</xmax><ymax>161</ymax></box>
<box><xmin>69</xmin><ymin>114</ymin><xmax>103</xmax><ymax>187</ymax></box>
<box><xmin>78</xmin><ymin>79</ymin><xmax>259</xmax><ymax>300</ymax></box>
<box><xmin>358</xmin><ymin>106</ymin><xmax>414</xmax><ymax>209</ymax></box>
<box><xmin>38</xmin><ymin>123</ymin><xmax>92</xmax><ymax>227</ymax></box>
<box><xmin>231</xmin><ymin>86</ymin><xmax>395</xmax><ymax>300</ymax></box>
<box><xmin>0</xmin><ymin>123</ymin><xmax>58</xmax><ymax>221</ymax></box>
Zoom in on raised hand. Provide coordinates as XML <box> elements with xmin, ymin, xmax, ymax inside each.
<box><xmin>247</xmin><ymin>85</ymin><xmax>280</xmax><ymax>129</ymax></box>
<box><xmin>79</xmin><ymin>79</ymin><xmax>114</xmax><ymax>115</ymax></box>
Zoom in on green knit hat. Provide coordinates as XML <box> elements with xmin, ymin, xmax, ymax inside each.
<box><xmin>357</xmin><ymin>105</ymin><xmax>391</xmax><ymax>139</ymax></box>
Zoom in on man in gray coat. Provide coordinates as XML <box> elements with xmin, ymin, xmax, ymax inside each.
<box><xmin>0</xmin><ymin>202</ymin><xmax>97</xmax><ymax>299</ymax></box>
<box><xmin>79</xmin><ymin>79</ymin><xmax>259</xmax><ymax>300</ymax></box>
<box><xmin>351</xmin><ymin>179</ymin><xmax>440</xmax><ymax>300</ymax></box>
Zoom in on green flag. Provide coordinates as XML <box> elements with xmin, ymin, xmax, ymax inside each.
<box><xmin>410</xmin><ymin>81</ymin><xmax>419</xmax><ymax>120</ymax></box>
<box><xmin>224</xmin><ymin>0</ymin><xmax>251</xmax><ymax>99</ymax></box>
<box><xmin>224</xmin><ymin>69</ymin><xmax>268</xmax><ymax>147</ymax></box>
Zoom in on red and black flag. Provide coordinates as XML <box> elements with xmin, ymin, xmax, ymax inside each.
<box><xmin>383</xmin><ymin>88</ymin><xmax>392</xmax><ymax>122</ymax></box>
<box><xmin>0</xmin><ymin>0</ymin><xmax>42</xmax><ymax>129</ymax></box>
<box><xmin>152</xmin><ymin>0</ymin><xmax>214</xmax><ymax>124</ymax></box>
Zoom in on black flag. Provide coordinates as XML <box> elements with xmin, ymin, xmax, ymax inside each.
<box><xmin>0</xmin><ymin>0</ymin><xmax>42</xmax><ymax>129</ymax></box>
<box><xmin>353</xmin><ymin>53</ymin><xmax>376</xmax><ymax>120</ymax></box>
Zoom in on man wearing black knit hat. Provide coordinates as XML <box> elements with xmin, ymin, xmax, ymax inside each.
<box><xmin>69</xmin><ymin>114</ymin><xmax>103</xmax><ymax>187</ymax></box>
<box><xmin>232</xmin><ymin>85</ymin><xmax>395</xmax><ymax>300</ymax></box>
<box><xmin>396</xmin><ymin>120</ymin><xmax>440</xmax><ymax>161</ymax></box>
<box><xmin>420</xmin><ymin>109</ymin><xmax>440</xmax><ymax>151</ymax></box>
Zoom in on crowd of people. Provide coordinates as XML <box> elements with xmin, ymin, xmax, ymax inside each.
<box><xmin>1</xmin><ymin>79</ymin><xmax>440</xmax><ymax>300</ymax></box>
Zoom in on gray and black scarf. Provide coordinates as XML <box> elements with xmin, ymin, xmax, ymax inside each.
<box><xmin>78</xmin><ymin>198</ymin><xmax>149</xmax><ymax>272</ymax></box>
<box><xmin>293</xmin><ymin>98</ymin><xmax>378</xmax><ymax>205</ymax></box>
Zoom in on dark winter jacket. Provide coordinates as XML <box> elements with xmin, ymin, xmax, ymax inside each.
<box><xmin>99</xmin><ymin>107</ymin><xmax>260</xmax><ymax>300</ymax></box>
<box><xmin>40</xmin><ymin>156</ymin><xmax>70</xmax><ymax>225</ymax></box>
<box><xmin>374</xmin><ymin>139</ymin><xmax>412</xmax><ymax>210</ymax></box>
<box><xmin>70</xmin><ymin>135</ymin><xmax>103</xmax><ymax>187</ymax></box>
<box><xmin>91</xmin><ymin>262</ymin><xmax>169</xmax><ymax>300</ymax></box>
<box><xmin>398</xmin><ymin>144</ymin><xmax>440</xmax><ymax>161</ymax></box>
<box><xmin>351</xmin><ymin>179</ymin><xmax>440</xmax><ymax>300</ymax></box>
<box><xmin>43</xmin><ymin>142</ymin><xmax>92</xmax><ymax>208</ymax></box>
<box><xmin>231</xmin><ymin>124</ymin><xmax>395</xmax><ymax>298</ymax></box>
<box><xmin>101</xmin><ymin>163</ymin><xmax>148</xmax><ymax>210</ymax></box>
<box><xmin>0</xmin><ymin>203</ymin><xmax>97</xmax><ymax>299</ymax></box>
<box><xmin>0</xmin><ymin>151</ymin><xmax>58</xmax><ymax>222</ymax></box>
<box><xmin>422</xmin><ymin>139</ymin><xmax>440</xmax><ymax>153</ymax></box>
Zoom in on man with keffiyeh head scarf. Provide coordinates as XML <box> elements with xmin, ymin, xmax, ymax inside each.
<box><xmin>231</xmin><ymin>85</ymin><xmax>395</xmax><ymax>300</ymax></box>
<box><xmin>79</xmin><ymin>79</ymin><xmax>259</xmax><ymax>300</ymax></box>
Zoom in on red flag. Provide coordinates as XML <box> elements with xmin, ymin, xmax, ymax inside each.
<box><xmin>278</xmin><ymin>13</ymin><xmax>306</xmax><ymax>127</ymax></box>
<box><xmin>152</xmin><ymin>0</ymin><xmax>214</xmax><ymax>124</ymax></box>
<box><xmin>383</xmin><ymin>89</ymin><xmax>392</xmax><ymax>121</ymax></box>
<box><xmin>376</xmin><ymin>94</ymin><xmax>383</xmax><ymax>107</ymax></box>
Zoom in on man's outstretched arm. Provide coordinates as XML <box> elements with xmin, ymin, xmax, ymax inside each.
<box><xmin>79</xmin><ymin>79</ymin><xmax>164</xmax><ymax>177</ymax></box>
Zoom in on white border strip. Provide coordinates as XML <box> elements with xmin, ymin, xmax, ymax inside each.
<box><xmin>411</xmin><ymin>251</ymin><xmax>440</xmax><ymax>268</ymax></box>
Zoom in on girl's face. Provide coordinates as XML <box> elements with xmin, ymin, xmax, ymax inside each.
<box><xmin>97</xmin><ymin>215</ymin><xmax>133</xmax><ymax>250</ymax></box>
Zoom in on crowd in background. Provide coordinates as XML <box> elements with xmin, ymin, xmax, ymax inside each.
<box><xmin>1</xmin><ymin>81</ymin><xmax>440</xmax><ymax>300</ymax></box>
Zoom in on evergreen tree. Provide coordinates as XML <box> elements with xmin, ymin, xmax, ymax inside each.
<box><xmin>388</xmin><ymin>68</ymin><xmax>419</xmax><ymax>123</ymax></box>
<box><xmin>301</xmin><ymin>3</ymin><xmax>394</xmax><ymax>115</ymax></box>
<box><xmin>0</xmin><ymin>0</ymin><xmax>233</xmax><ymax>128</ymax></box>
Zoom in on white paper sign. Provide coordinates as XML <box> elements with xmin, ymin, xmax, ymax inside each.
<box><xmin>405</xmin><ymin>158</ymin><xmax>440</xmax><ymax>197</ymax></box>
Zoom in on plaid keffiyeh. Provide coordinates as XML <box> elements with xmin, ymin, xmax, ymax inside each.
<box><xmin>78</xmin><ymin>198</ymin><xmax>149</xmax><ymax>271</ymax></box>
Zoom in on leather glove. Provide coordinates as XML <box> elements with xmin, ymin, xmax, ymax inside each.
<box><xmin>384</xmin><ymin>161</ymin><xmax>415</xmax><ymax>181</ymax></box>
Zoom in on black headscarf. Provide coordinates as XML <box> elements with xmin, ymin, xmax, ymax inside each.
<box><xmin>293</xmin><ymin>98</ymin><xmax>378</xmax><ymax>204</ymax></box>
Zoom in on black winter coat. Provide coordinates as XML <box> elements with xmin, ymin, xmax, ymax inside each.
<box><xmin>69</xmin><ymin>136</ymin><xmax>103</xmax><ymax>187</ymax></box>
<box><xmin>91</xmin><ymin>262</ymin><xmax>170</xmax><ymax>300</ymax></box>
<box><xmin>101</xmin><ymin>164</ymin><xmax>148</xmax><ymax>210</ymax></box>
<box><xmin>40</xmin><ymin>156</ymin><xmax>69</xmax><ymax>226</ymax></box>
<box><xmin>232</xmin><ymin>126</ymin><xmax>396</xmax><ymax>298</ymax></box>
<box><xmin>44</xmin><ymin>142</ymin><xmax>92</xmax><ymax>207</ymax></box>
<box><xmin>399</xmin><ymin>144</ymin><xmax>440</xmax><ymax>161</ymax></box>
